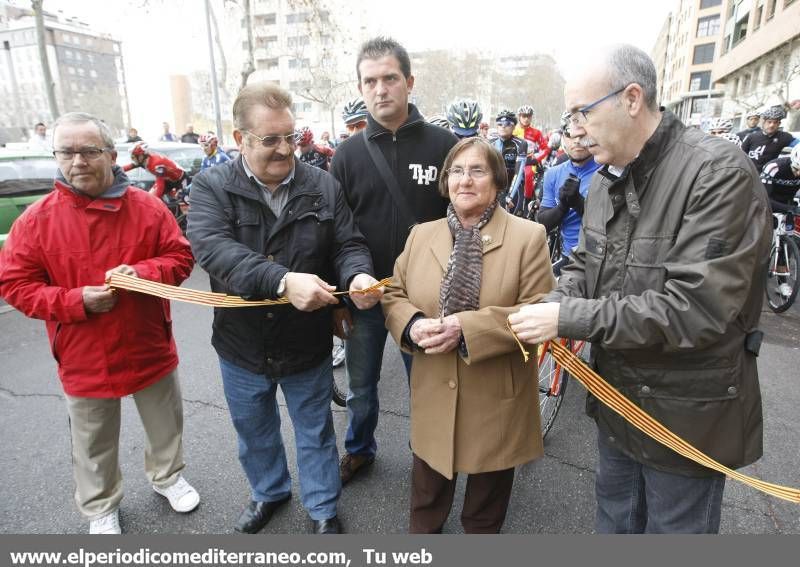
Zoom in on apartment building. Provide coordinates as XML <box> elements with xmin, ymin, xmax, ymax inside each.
<box><xmin>245</xmin><ymin>0</ymin><xmax>368</xmax><ymax>133</ymax></box>
<box><xmin>655</xmin><ymin>0</ymin><xmax>726</xmax><ymax>126</ymax></box>
<box><xmin>713</xmin><ymin>0</ymin><xmax>800</xmax><ymax>130</ymax></box>
<box><xmin>0</xmin><ymin>5</ymin><xmax>129</xmax><ymax>142</ymax></box>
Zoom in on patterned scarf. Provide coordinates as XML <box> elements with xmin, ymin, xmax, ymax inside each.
<box><xmin>438</xmin><ymin>200</ymin><xmax>498</xmax><ymax>317</ymax></box>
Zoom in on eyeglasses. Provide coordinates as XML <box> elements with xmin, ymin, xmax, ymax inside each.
<box><xmin>242</xmin><ymin>130</ymin><xmax>299</xmax><ymax>148</ymax></box>
<box><xmin>565</xmin><ymin>86</ymin><xmax>627</xmax><ymax>130</ymax></box>
<box><xmin>447</xmin><ymin>167</ymin><xmax>490</xmax><ymax>180</ymax></box>
<box><xmin>496</xmin><ymin>120</ymin><xmax>515</xmax><ymax>127</ymax></box>
<box><xmin>53</xmin><ymin>148</ymin><xmax>110</xmax><ymax>161</ymax></box>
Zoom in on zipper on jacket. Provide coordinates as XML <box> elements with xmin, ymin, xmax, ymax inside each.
<box><xmin>390</xmin><ymin>134</ymin><xmax>399</xmax><ymax>272</ymax></box>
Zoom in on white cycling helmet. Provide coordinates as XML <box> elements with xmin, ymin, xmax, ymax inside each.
<box><xmin>718</xmin><ymin>132</ymin><xmax>742</xmax><ymax>148</ymax></box>
<box><xmin>790</xmin><ymin>145</ymin><xmax>800</xmax><ymax>171</ymax></box>
<box><xmin>708</xmin><ymin>117</ymin><xmax>733</xmax><ymax>133</ymax></box>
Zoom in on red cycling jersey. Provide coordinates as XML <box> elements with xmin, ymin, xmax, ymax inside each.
<box><xmin>123</xmin><ymin>153</ymin><xmax>185</xmax><ymax>199</ymax></box>
<box><xmin>513</xmin><ymin>125</ymin><xmax>550</xmax><ymax>198</ymax></box>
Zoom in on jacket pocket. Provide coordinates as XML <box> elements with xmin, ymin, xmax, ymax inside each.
<box><xmin>622</xmin><ymin>236</ymin><xmax>673</xmax><ymax>295</ymax></box>
<box><xmin>583</xmin><ymin>228</ymin><xmax>606</xmax><ymax>299</ymax></box>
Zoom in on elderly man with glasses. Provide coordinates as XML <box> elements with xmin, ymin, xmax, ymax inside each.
<box><xmin>0</xmin><ymin>112</ymin><xmax>198</xmax><ymax>534</ymax></box>
<box><xmin>510</xmin><ymin>44</ymin><xmax>771</xmax><ymax>533</ymax></box>
<box><xmin>187</xmin><ymin>82</ymin><xmax>382</xmax><ymax>534</ymax></box>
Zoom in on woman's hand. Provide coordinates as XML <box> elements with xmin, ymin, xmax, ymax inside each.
<box><xmin>415</xmin><ymin>315</ymin><xmax>463</xmax><ymax>354</ymax></box>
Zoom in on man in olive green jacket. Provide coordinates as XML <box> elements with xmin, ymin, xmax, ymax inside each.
<box><xmin>510</xmin><ymin>44</ymin><xmax>771</xmax><ymax>533</ymax></box>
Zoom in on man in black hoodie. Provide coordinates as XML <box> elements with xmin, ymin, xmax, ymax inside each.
<box><xmin>330</xmin><ymin>37</ymin><xmax>457</xmax><ymax>485</ymax></box>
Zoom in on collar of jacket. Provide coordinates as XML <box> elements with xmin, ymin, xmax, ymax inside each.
<box><xmin>224</xmin><ymin>155</ymin><xmax>318</xmax><ymax>202</ymax></box>
<box><xmin>599</xmin><ymin>110</ymin><xmax>684</xmax><ymax>193</ymax></box>
<box><xmin>430</xmin><ymin>205</ymin><xmax>509</xmax><ymax>271</ymax></box>
<box><xmin>365</xmin><ymin>103</ymin><xmax>425</xmax><ymax>140</ymax></box>
<box><xmin>54</xmin><ymin>164</ymin><xmax>130</xmax><ymax>203</ymax></box>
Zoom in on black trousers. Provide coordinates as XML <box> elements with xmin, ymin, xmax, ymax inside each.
<box><xmin>409</xmin><ymin>453</ymin><xmax>515</xmax><ymax>534</ymax></box>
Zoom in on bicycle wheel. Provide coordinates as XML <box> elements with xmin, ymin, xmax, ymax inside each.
<box><xmin>331</xmin><ymin>365</ymin><xmax>348</xmax><ymax>408</ymax></box>
<box><xmin>538</xmin><ymin>341</ymin><xmax>569</xmax><ymax>439</ymax></box>
<box><xmin>765</xmin><ymin>234</ymin><xmax>800</xmax><ymax>313</ymax></box>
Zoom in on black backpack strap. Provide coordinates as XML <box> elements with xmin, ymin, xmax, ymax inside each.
<box><xmin>363</xmin><ymin>136</ymin><xmax>417</xmax><ymax>227</ymax></box>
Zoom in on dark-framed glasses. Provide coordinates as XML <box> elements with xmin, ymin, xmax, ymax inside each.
<box><xmin>53</xmin><ymin>148</ymin><xmax>110</xmax><ymax>161</ymax></box>
<box><xmin>565</xmin><ymin>86</ymin><xmax>627</xmax><ymax>130</ymax></box>
<box><xmin>447</xmin><ymin>166</ymin><xmax>490</xmax><ymax>180</ymax></box>
<box><xmin>242</xmin><ymin>130</ymin><xmax>299</xmax><ymax>148</ymax></box>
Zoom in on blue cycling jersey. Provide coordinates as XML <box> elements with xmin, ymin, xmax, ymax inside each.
<box><xmin>541</xmin><ymin>157</ymin><xmax>601</xmax><ymax>256</ymax></box>
<box><xmin>201</xmin><ymin>149</ymin><xmax>231</xmax><ymax>171</ymax></box>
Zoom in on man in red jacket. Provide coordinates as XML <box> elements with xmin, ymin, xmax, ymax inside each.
<box><xmin>0</xmin><ymin>112</ymin><xmax>199</xmax><ymax>535</ymax></box>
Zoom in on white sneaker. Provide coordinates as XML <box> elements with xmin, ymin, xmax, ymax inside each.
<box><xmin>89</xmin><ymin>509</ymin><xmax>121</xmax><ymax>534</ymax></box>
<box><xmin>779</xmin><ymin>283</ymin><xmax>793</xmax><ymax>298</ymax></box>
<box><xmin>153</xmin><ymin>475</ymin><xmax>200</xmax><ymax>513</ymax></box>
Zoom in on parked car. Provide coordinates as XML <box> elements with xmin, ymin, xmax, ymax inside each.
<box><xmin>0</xmin><ymin>149</ymin><xmax>58</xmax><ymax>249</ymax></box>
<box><xmin>115</xmin><ymin>142</ymin><xmax>205</xmax><ymax>190</ymax></box>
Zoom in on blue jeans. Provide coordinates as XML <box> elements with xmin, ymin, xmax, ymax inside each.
<box><xmin>595</xmin><ymin>431</ymin><xmax>726</xmax><ymax>533</ymax></box>
<box><xmin>344</xmin><ymin>305</ymin><xmax>411</xmax><ymax>457</ymax></box>
<box><xmin>218</xmin><ymin>356</ymin><xmax>340</xmax><ymax>521</ymax></box>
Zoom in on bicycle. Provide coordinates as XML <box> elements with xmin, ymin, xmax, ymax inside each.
<box><xmin>765</xmin><ymin>210</ymin><xmax>800</xmax><ymax>313</ymax></box>
<box><xmin>538</xmin><ymin>337</ymin><xmax>586</xmax><ymax>438</ymax></box>
<box><xmin>536</xmin><ymin>228</ymin><xmax>586</xmax><ymax>439</ymax></box>
<box><xmin>331</xmin><ymin>337</ymin><xmax>347</xmax><ymax>407</ymax></box>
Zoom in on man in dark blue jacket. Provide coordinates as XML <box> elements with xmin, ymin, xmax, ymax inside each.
<box><xmin>330</xmin><ymin>37</ymin><xmax>457</xmax><ymax>486</ymax></box>
<box><xmin>188</xmin><ymin>82</ymin><xmax>382</xmax><ymax>535</ymax></box>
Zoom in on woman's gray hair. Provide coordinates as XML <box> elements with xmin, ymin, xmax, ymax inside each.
<box><xmin>604</xmin><ymin>44</ymin><xmax>659</xmax><ymax>111</ymax></box>
<box><xmin>52</xmin><ymin>112</ymin><xmax>116</xmax><ymax>148</ymax></box>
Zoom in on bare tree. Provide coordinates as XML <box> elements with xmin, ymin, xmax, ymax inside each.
<box><xmin>31</xmin><ymin>0</ymin><xmax>59</xmax><ymax>120</ymax></box>
<box><xmin>239</xmin><ymin>0</ymin><xmax>255</xmax><ymax>90</ymax></box>
<box><xmin>282</xmin><ymin>0</ymin><xmax>355</xmax><ymax>135</ymax></box>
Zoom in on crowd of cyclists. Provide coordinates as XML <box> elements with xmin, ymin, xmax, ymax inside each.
<box><xmin>124</xmin><ymin>96</ymin><xmax>800</xmax><ymax>307</ymax></box>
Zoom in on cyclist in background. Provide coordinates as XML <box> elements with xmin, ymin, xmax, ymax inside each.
<box><xmin>538</xmin><ymin>115</ymin><xmax>601</xmax><ymax>275</ymax></box>
<box><xmin>342</xmin><ymin>97</ymin><xmax>369</xmax><ymax>135</ymax></box>
<box><xmin>514</xmin><ymin>105</ymin><xmax>551</xmax><ymax>205</ymax></box>
<box><xmin>742</xmin><ymin>106</ymin><xmax>799</xmax><ymax>171</ymax></box>
<box><xmin>297</xmin><ymin>127</ymin><xmax>334</xmax><ymax>171</ymax></box>
<box><xmin>445</xmin><ymin>99</ymin><xmax>482</xmax><ymax>139</ymax></box>
<box><xmin>199</xmin><ymin>134</ymin><xmax>231</xmax><ymax>171</ymax></box>
<box><xmin>124</xmin><ymin>142</ymin><xmax>187</xmax><ymax>200</ymax></box>
<box><xmin>478</xmin><ymin>121</ymin><xmax>489</xmax><ymax>138</ymax></box>
<box><xmin>427</xmin><ymin>115</ymin><xmax>452</xmax><ymax>130</ymax></box>
<box><xmin>707</xmin><ymin>117</ymin><xmax>734</xmax><ymax>136</ymax></box>
<box><xmin>490</xmin><ymin>109</ymin><xmax>528</xmax><ymax>213</ymax></box>
<box><xmin>761</xmin><ymin>145</ymin><xmax>800</xmax><ymax>215</ymax></box>
<box><xmin>736</xmin><ymin>110</ymin><xmax>761</xmax><ymax>142</ymax></box>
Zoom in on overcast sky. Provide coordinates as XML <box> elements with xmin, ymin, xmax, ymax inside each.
<box><xmin>33</xmin><ymin>0</ymin><xmax>673</xmax><ymax>137</ymax></box>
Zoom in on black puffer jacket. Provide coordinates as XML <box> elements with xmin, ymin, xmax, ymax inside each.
<box><xmin>187</xmin><ymin>157</ymin><xmax>373</xmax><ymax>377</ymax></box>
<box><xmin>547</xmin><ymin>111</ymin><xmax>771</xmax><ymax>476</ymax></box>
<box><xmin>330</xmin><ymin>104</ymin><xmax>457</xmax><ymax>278</ymax></box>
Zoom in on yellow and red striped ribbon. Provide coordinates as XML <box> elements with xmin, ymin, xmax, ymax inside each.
<box><xmin>507</xmin><ymin>325</ymin><xmax>800</xmax><ymax>503</ymax></box>
<box><xmin>105</xmin><ymin>272</ymin><xmax>391</xmax><ymax>308</ymax></box>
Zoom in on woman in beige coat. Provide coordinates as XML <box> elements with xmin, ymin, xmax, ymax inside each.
<box><xmin>382</xmin><ymin>137</ymin><xmax>554</xmax><ymax>533</ymax></box>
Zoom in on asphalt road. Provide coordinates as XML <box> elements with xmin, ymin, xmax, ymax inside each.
<box><xmin>1</xmin><ymin>267</ymin><xmax>799</xmax><ymax>534</ymax></box>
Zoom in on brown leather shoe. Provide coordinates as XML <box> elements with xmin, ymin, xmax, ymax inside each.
<box><xmin>339</xmin><ymin>453</ymin><xmax>375</xmax><ymax>485</ymax></box>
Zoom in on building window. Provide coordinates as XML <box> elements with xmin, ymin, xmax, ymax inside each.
<box><xmin>256</xmin><ymin>57</ymin><xmax>279</xmax><ymax>70</ymax></box>
<box><xmin>732</xmin><ymin>13</ymin><xmax>749</xmax><ymax>46</ymax></box>
<box><xmin>743</xmin><ymin>72</ymin><xmax>752</xmax><ymax>92</ymax></box>
<box><xmin>254</xmin><ymin>13</ymin><xmax>276</xmax><ymax>25</ymax></box>
<box><xmin>696</xmin><ymin>15</ymin><xmax>720</xmax><ymax>37</ymax></box>
<box><xmin>292</xmin><ymin>102</ymin><xmax>311</xmax><ymax>113</ymax></box>
<box><xmin>288</xmin><ymin>58</ymin><xmax>309</xmax><ymax>69</ymax></box>
<box><xmin>64</xmin><ymin>49</ymin><xmax>72</xmax><ymax>58</ymax></box>
<box><xmin>692</xmin><ymin>43</ymin><xmax>715</xmax><ymax>64</ymax></box>
<box><xmin>700</xmin><ymin>0</ymin><xmax>722</xmax><ymax>7</ymax></box>
<box><xmin>753</xmin><ymin>0</ymin><xmax>764</xmax><ymax>30</ymax></box>
<box><xmin>689</xmin><ymin>71</ymin><xmax>711</xmax><ymax>91</ymax></box>
<box><xmin>767</xmin><ymin>0</ymin><xmax>777</xmax><ymax>18</ymax></box>
<box><xmin>90</xmin><ymin>69</ymin><xmax>97</xmax><ymax>78</ymax></box>
<box><xmin>286</xmin><ymin>12</ymin><xmax>308</xmax><ymax>24</ymax></box>
<box><xmin>287</xmin><ymin>36</ymin><xmax>309</xmax><ymax>48</ymax></box>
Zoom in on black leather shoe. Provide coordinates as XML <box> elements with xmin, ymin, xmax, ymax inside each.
<box><xmin>310</xmin><ymin>516</ymin><xmax>341</xmax><ymax>534</ymax></box>
<box><xmin>235</xmin><ymin>495</ymin><xmax>291</xmax><ymax>534</ymax></box>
